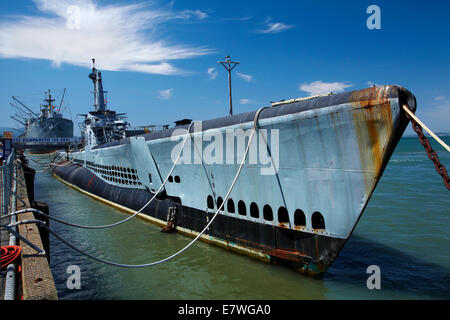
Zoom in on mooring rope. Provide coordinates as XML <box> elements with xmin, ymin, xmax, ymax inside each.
<box><xmin>11</xmin><ymin>122</ymin><xmax>194</xmax><ymax>230</ymax></box>
<box><xmin>0</xmin><ymin>246</ymin><xmax>21</xmax><ymax>269</ymax></box>
<box><xmin>25</xmin><ymin>149</ymin><xmax>75</xmax><ymax>172</ymax></box>
<box><xmin>1</xmin><ymin>107</ymin><xmax>267</xmax><ymax>268</ymax></box>
<box><xmin>402</xmin><ymin>105</ymin><xmax>450</xmax><ymax>152</ymax></box>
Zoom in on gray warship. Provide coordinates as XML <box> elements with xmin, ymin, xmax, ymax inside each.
<box><xmin>52</xmin><ymin>60</ymin><xmax>416</xmax><ymax>276</ymax></box>
<box><xmin>11</xmin><ymin>90</ymin><xmax>74</xmax><ymax>153</ymax></box>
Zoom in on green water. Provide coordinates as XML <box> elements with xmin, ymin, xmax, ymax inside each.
<box><xmin>31</xmin><ymin>137</ymin><xmax>450</xmax><ymax>300</ymax></box>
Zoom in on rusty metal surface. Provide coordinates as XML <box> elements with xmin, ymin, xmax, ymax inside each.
<box><xmin>350</xmin><ymin>87</ymin><xmax>394</xmax><ymax>193</ymax></box>
<box><xmin>60</xmin><ymin>85</ymin><xmax>416</xmax><ymax>276</ymax></box>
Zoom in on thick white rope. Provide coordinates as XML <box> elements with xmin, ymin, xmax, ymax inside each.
<box><xmin>16</xmin><ymin>122</ymin><xmax>193</xmax><ymax>229</ymax></box>
<box><xmin>403</xmin><ymin>105</ymin><xmax>450</xmax><ymax>152</ymax></box>
<box><xmin>1</xmin><ymin>107</ymin><xmax>267</xmax><ymax>268</ymax></box>
<box><xmin>25</xmin><ymin>149</ymin><xmax>75</xmax><ymax>172</ymax></box>
<box><xmin>29</xmin><ymin>122</ymin><xmax>194</xmax><ymax>229</ymax></box>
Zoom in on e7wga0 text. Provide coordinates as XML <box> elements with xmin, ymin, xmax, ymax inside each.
<box><xmin>222</xmin><ymin>304</ymin><xmax>271</xmax><ymax>316</ymax></box>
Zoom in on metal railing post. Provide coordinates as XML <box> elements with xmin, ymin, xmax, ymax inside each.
<box><xmin>1</xmin><ymin>165</ymin><xmax>5</xmax><ymax>216</ymax></box>
<box><xmin>4</xmin><ymin>149</ymin><xmax>17</xmax><ymax>300</ymax></box>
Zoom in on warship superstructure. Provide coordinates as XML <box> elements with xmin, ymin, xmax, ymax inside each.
<box><xmin>51</xmin><ymin>61</ymin><xmax>416</xmax><ymax>276</ymax></box>
<box><xmin>11</xmin><ymin>90</ymin><xmax>74</xmax><ymax>153</ymax></box>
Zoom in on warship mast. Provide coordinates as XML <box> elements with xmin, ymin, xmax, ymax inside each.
<box><xmin>89</xmin><ymin>58</ymin><xmax>107</xmax><ymax>112</ymax></box>
<box><xmin>43</xmin><ymin>89</ymin><xmax>56</xmax><ymax>117</ymax></box>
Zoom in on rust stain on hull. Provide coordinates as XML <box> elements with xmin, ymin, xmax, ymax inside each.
<box><xmin>350</xmin><ymin>87</ymin><xmax>394</xmax><ymax>193</ymax></box>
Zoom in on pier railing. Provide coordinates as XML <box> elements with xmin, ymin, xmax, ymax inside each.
<box><xmin>1</xmin><ymin>149</ymin><xmax>58</xmax><ymax>300</ymax></box>
<box><xmin>1</xmin><ymin>150</ymin><xmax>15</xmax><ymax>217</ymax></box>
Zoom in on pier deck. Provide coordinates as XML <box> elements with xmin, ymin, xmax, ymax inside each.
<box><xmin>1</xmin><ymin>154</ymin><xmax>57</xmax><ymax>300</ymax></box>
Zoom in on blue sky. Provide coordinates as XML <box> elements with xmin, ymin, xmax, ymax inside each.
<box><xmin>0</xmin><ymin>0</ymin><xmax>449</xmax><ymax>136</ymax></box>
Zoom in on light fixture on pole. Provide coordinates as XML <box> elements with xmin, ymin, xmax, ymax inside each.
<box><xmin>218</xmin><ymin>56</ymin><xmax>239</xmax><ymax>116</ymax></box>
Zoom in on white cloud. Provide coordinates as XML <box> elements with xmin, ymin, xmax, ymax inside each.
<box><xmin>178</xmin><ymin>9</ymin><xmax>208</xmax><ymax>20</ymax></box>
<box><xmin>240</xmin><ymin>98</ymin><xmax>256</xmax><ymax>105</ymax></box>
<box><xmin>207</xmin><ymin>67</ymin><xmax>218</xmax><ymax>80</ymax></box>
<box><xmin>236</xmin><ymin>72</ymin><xmax>252</xmax><ymax>82</ymax></box>
<box><xmin>434</xmin><ymin>96</ymin><xmax>446</xmax><ymax>101</ymax></box>
<box><xmin>299</xmin><ymin>80</ymin><xmax>353</xmax><ymax>96</ymax></box>
<box><xmin>0</xmin><ymin>0</ymin><xmax>212</xmax><ymax>75</ymax></box>
<box><xmin>257</xmin><ymin>22</ymin><xmax>294</xmax><ymax>34</ymax></box>
<box><xmin>158</xmin><ymin>88</ymin><xmax>174</xmax><ymax>100</ymax></box>
<box><xmin>221</xmin><ymin>16</ymin><xmax>253</xmax><ymax>22</ymax></box>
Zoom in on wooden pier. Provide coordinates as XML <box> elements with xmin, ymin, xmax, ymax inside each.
<box><xmin>1</xmin><ymin>152</ymin><xmax>58</xmax><ymax>300</ymax></box>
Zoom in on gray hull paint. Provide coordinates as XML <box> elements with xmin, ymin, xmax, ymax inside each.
<box><xmin>61</xmin><ymin>85</ymin><xmax>415</xmax><ymax>274</ymax></box>
<box><xmin>23</xmin><ymin>117</ymin><xmax>73</xmax><ymax>152</ymax></box>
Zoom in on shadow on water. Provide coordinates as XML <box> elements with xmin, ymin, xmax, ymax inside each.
<box><xmin>30</xmin><ymin>149</ymin><xmax>449</xmax><ymax>300</ymax></box>
<box><xmin>324</xmin><ymin>234</ymin><xmax>450</xmax><ymax>299</ymax></box>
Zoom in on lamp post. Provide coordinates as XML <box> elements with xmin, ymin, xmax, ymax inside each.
<box><xmin>218</xmin><ymin>56</ymin><xmax>239</xmax><ymax>116</ymax></box>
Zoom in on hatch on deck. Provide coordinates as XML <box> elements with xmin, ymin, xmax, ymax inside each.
<box><xmin>174</xmin><ymin>119</ymin><xmax>192</xmax><ymax>126</ymax></box>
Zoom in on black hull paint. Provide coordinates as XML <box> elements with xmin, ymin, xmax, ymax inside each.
<box><xmin>51</xmin><ymin>161</ymin><xmax>346</xmax><ymax>276</ymax></box>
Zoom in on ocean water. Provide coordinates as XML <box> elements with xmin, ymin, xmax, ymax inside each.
<box><xmin>30</xmin><ymin>136</ymin><xmax>450</xmax><ymax>300</ymax></box>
